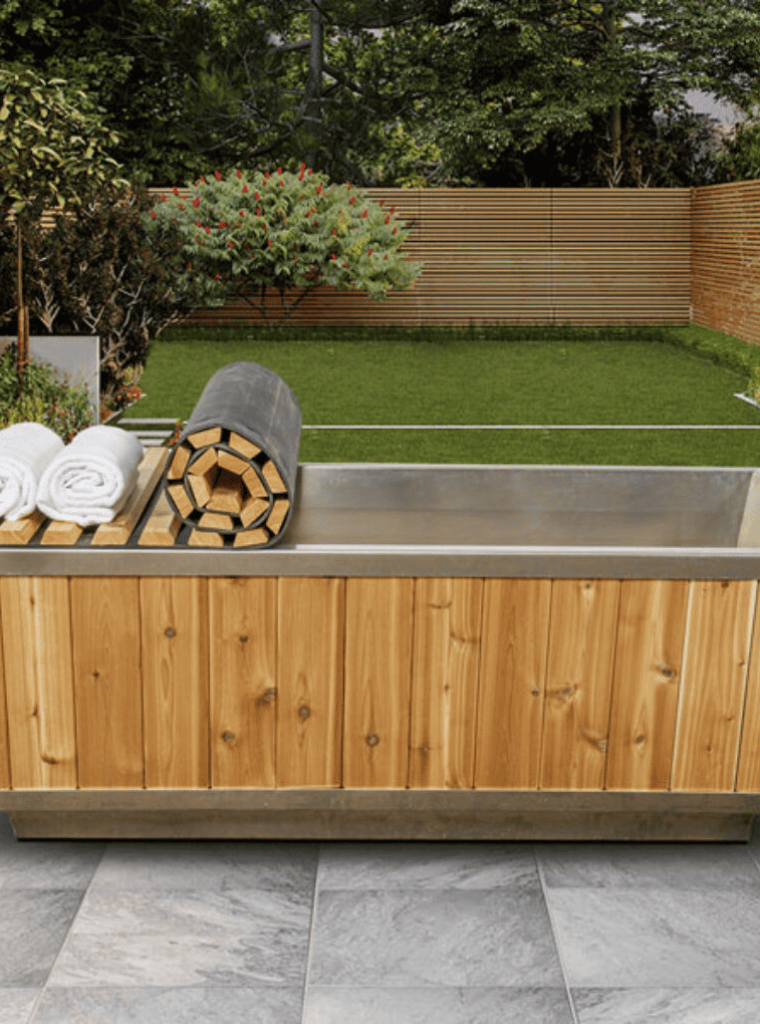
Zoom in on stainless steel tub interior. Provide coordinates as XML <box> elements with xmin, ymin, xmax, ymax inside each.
<box><xmin>4</xmin><ymin>463</ymin><xmax>760</xmax><ymax>579</ymax></box>
<box><xmin>287</xmin><ymin>463</ymin><xmax>755</xmax><ymax>549</ymax></box>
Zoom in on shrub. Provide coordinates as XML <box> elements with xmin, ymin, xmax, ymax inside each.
<box><xmin>150</xmin><ymin>164</ymin><xmax>424</xmax><ymax>325</ymax></box>
<box><xmin>0</xmin><ymin>184</ymin><xmax>208</xmax><ymax>410</ymax></box>
<box><xmin>0</xmin><ymin>345</ymin><xmax>93</xmax><ymax>442</ymax></box>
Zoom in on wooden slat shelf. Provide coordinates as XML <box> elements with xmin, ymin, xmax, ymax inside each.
<box><xmin>0</xmin><ymin>447</ymin><xmax>194</xmax><ymax>549</ymax></box>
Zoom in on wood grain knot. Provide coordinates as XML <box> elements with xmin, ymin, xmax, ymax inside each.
<box><xmin>239</xmin><ymin>635</ymin><xmax>249</xmax><ymax>644</ymax></box>
<box><xmin>165</xmin><ymin>627</ymin><xmax>176</xmax><ymax>639</ymax></box>
<box><xmin>658</xmin><ymin>663</ymin><xmax>675</xmax><ymax>678</ymax></box>
<box><xmin>366</xmin><ymin>733</ymin><xmax>380</xmax><ymax>747</ymax></box>
<box><xmin>299</xmin><ymin>705</ymin><xmax>311</xmax><ymax>721</ymax></box>
<box><xmin>222</xmin><ymin>731</ymin><xmax>235</xmax><ymax>744</ymax></box>
<box><xmin>257</xmin><ymin>688</ymin><xmax>276</xmax><ymax>707</ymax></box>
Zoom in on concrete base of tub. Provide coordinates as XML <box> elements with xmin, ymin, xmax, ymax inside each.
<box><xmin>3</xmin><ymin>790</ymin><xmax>759</xmax><ymax>842</ymax></box>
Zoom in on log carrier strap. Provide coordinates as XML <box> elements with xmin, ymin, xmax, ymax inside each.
<box><xmin>161</xmin><ymin>362</ymin><xmax>302</xmax><ymax>549</ymax></box>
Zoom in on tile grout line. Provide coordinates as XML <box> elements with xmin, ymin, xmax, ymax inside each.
<box><xmin>534</xmin><ymin>844</ymin><xmax>581</xmax><ymax>1024</ymax></box>
<box><xmin>300</xmin><ymin>841</ymin><xmax>326</xmax><ymax>1024</ymax></box>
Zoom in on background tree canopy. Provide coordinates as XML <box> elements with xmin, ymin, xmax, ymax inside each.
<box><xmin>2</xmin><ymin>0</ymin><xmax>759</xmax><ymax>188</ymax></box>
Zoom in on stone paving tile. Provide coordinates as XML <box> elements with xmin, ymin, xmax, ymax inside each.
<box><xmin>316</xmin><ymin>841</ymin><xmax>538</xmax><ymax>890</ymax></box>
<box><xmin>0</xmin><ymin>819</ymin><xmax>105</xmax><ymax>892</ymax></box>
<box><xmin>31</xmin><ymin>986</ymin><xmax>303</xmax><ymax>1024</ymax></box>
<box><xmin>548</xmin><ymin>887</ymin><xmax>760</xmax><ymax>988</ymax></box>
<box><xmin>537</xmin><ymin>840</ymin><xmax>760</xmax><ymax>891</ymax></box>
<box><xmin>303</xmin><ymin>986</ymin><xmax>575</xmax><ymax>1024</ymax></box>
<box><xmin>49</xmin><ymin>887</ymin><xmax>313</xmax><ymax>987</ymax></box>
<box><xmin>572</xmin><ymin>988</ymin><xmax>760</xmax><ymax>1023</ymax></box>
<box><xmin>0</xmin><ymin>989</ymin><xmax>38</xmax><ymax>1024</ymax></box>
<box><xmin>88</xmin><ymin>840</ymin><xmax>319</xmax><ymax>893</ymax></box>
<box><xmin>0</xmin><ymin>890</ymin><xmax>85</xmax><ymax>987</ymax></box>
<box><xmin>309</xmin><ymin>884</ymin><xmax>564</xmax><ymax>988</ymax></box>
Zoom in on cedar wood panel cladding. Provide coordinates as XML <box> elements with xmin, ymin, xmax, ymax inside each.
<box><xmin>691</xmin><ymin>180</ymin><xmax>760</xmax><ymax>348</ymax></box>
<box><xmin>3</xmin><ymin>574</ymin><xmax>760</xmax><ymax>794</ymax></box>
<box><xmin>172</xmin><ymin>188</ymin><xmax>693</xmax><ymax>328</ymax></box>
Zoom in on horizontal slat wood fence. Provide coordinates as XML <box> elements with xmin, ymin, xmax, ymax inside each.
<box><xmin>167</xmin><ymin>188</ymin><xmax>693</xmax><ymax>328</ymax></box>
<box><xmin>3</xmin><ymin>574</ymin><xmax>760</xmax><ymax>793</ymax></box>
<box><xmin>691</xmin><ymin>180</ymin><xmax>760</xmax><ymax>348</ymax></box>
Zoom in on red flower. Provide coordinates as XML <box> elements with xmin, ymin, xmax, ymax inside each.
<box><xmin>205</xmin><ymin>225</ymin><xmax>211</xmax><ymax>234</ymax></box>
<box><xmin>344</xmin><ymin>262</ymin><xmax>349</xmax><ymax>268</ymax></box>
<box><xmin>193</xmin><ymin>197</ymin><xmax>200</xmax><ymax>208</ymax></box>
<box><xmin>349</xmin><ymin>196</ymin><xmax>356</xmax><ymax>204</ymax></box>
<box><xmin>392</xmin><ymin>227</ymin><xmax>397</xmax><ymax>233</ymax></box>
<box><xmin>268</xmin><ymin>240</ymin><xmax>273</xmax><ymax>247</ymax></box>
<box><xmin>160</xmin><ymin>194</ymin><xmax>167</xmax><ymax>202</ymax></box>
<box><xmin>173</xmin><ymin>187</ymin><xmax>180</xmax><ymax>196</ymax></box>
<box><xmin>331</xmin><ymin>254</ymin><xmax>337</xmax><ymax>259</ymax></box>
<box><xmin>316</xmin><ymin>184</ymin><xmax>323</xmax><ymax>194</ymax></box>
<box><xmin>195</xmin><ymin>220</ymin><xmax>202</xmax><ymax>227</ymax></box>
<box><xmin>149</xmin><ymin>210</ymin><xmax>157</xmax><ymax>219</ymax></box>
<box><xmin>178</xmin><ymin>203</ymin><xmax>185</xmax><ymax>210</ymax></box>
<box><xmin>228</xmin><ymin>241</ymin><xmax>234</xmax><ymax>248</ymax></box>
<box><xmin>332</xmin><ymin>229</ymin><xmax>337</xmax><ymax>236</ymax></box>
<box><xmin>384</xmin><ymin>215</ymin><xmax>390</xmax><ymax>223</ymax></box>
<box><xmin>277</xmin><ymin>166</ymin><xmax>282</xmax><ymax>174</ymax></box>
<box><xmin>214</xmin><ymin>170</ymin><xmax>222</xmax><ymax>180</ymax></box>
<box><xmin>361</xmin><ymin>209</ymin><xmax>368</xmax><ymax>218</ymax></box>
<box><xmin>256</xmin><ymin>208</ymin><xmax>261</xmax><ymax>216</ymax></box>
<box><xmin>254</xmin><ymin>191</ymin><xmax>259</xmax><ymax>200</ymax></box>
<box><xmin>265</xmin><ymin>171</ymin><xmax>270</xmax><ymax>180</ymax></box>
<box><xmin>236</xmin><ymin>168</ymin><xmax>242</xmax><ymax>178</ymax></box>
<box><xmin>368</xmin><ymin>248</ymin><xmax>373</xmax><ymax>255</ymax></box>
<box><xmin>243</xmin><ymin>185</ymin><xmax>249</xmax><ymax>193</ymax></box>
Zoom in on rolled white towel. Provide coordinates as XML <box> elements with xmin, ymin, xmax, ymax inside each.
<box><xmin>0</xmin><ymin>422</ymin><xmax>65</xmax><ymax>521</ymax></box>
<box><xmin>37</xmin><ymin>425</ymin><xmax>145</xmax><ymax>527</ymax></box>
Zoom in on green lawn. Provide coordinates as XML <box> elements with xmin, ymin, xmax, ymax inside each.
<box><xmin>134</xmin><ymin>324</ymin><xmax>760</xmax><ymax>465</ymax></box>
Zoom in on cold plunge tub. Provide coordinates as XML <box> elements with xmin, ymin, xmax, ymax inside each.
<box><xmin>2</xmin><ymin>462</ymin><xmax>760</xmax><ymax>840</ymax></box>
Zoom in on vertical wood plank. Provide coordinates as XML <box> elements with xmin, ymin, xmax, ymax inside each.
<box><xmin>209</xmin><ymin>577</ymin><xmax>277</xmax><ymax>788</ymax></box>
<box><xmin>277</xmin><ymin>577</ymin><xmax>344</xmax><ymax>788</ymax></box>
<box><xmin>70</xmin><ymin>577</ymin><xmax>144</xmax><ymax>788</ymax></box>
<box><xmin>539</xmin><ymin>579</ymin><xmax>621</xmax><ymax>791</ymax></box>
<box><xmin>343</xmin><ymin>578</ymin><xmax>415</xmax><ymax>789</ymax></box>
<box><xmin>672</xmin><ymin>579</ymin><xmax>756</xmax><ymax>792</ymax></box>
<box><xmin>140</xmin><ymin>577</ymin><xmax>210</xmax><ymax>789</ymax></box>
<box><xmin>0</xmin><ymin>604</ymin><xmax>9</xmax><ymax>789</ymax></box>
<box><xmin>474</xmin><ymin>579</ymin><xmax>551</xmax><ymax>789</ymax></box>
<box><xmin>737</xmin><ymin>584</ymin><xmax>760</xmax><ymax>792</ymax></box>
<box><xmin>0</xmin><ymin>577</ymin><xmax>77</xmax><ymax>788</ymax></box>
<box><xmin>409</xmin><ymin>578</ymin><xmax>483</xmax><ymax>789</ymax></box>
<box><xmin>606</xmin><ymin>580</ymin><xmax>688</xmax><ymax>791</ymax></box>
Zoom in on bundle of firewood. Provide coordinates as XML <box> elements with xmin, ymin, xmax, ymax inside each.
<box><xmin>162</xmin><ymin>362</ymin><xmax>301</xmax><ymax>547</ymax></box>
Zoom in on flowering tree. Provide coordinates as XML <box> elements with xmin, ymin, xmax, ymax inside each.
<box><xmin>150</xmin><ymin>165</ymin><xmax>423</xmax><ymax>325</ymax></box>
<box><xmin>0</xmin><ymin>64</ymin><xmax>124</xmax><ymax>382</ymax></box>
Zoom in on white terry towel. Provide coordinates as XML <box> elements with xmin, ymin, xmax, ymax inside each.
<box><xmin>37</xmin><ymin>425</ymin><xmax>145</xmax><ymax>527</ymax></box>
<box><xmin>0</xmin><ymin>422</ymin><xmax>65</xmax><ymax>521</ymax></box>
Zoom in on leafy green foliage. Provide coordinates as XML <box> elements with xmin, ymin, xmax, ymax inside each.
<box><xmin>151</xmin><ymin>165</ymin><xmax>423</xmax><ymax>324</ymax></box>
<box><xmin>0</xmin><ymin>63</ymin><xmax>123</xmax><ymax>223</ymax></box>
<box><xmin>0</xmin><ymin>185</ymin><xmax>207</xmax><ymax>407</ymax></box>
<box><xmin>0</xmin><ymin>345</ymin><xmax>93</xmax><ymax>441</ymax></box>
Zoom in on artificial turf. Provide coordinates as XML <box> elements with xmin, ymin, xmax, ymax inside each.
<box><xmin>134</xmin><ymin>325</ymin><xmax>760</xmax><ymax>465</ymax></box>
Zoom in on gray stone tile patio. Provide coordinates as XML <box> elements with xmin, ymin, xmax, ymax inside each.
<box><xmin>2</xmin><ymin>812</ymin><xmax>760</xmax><ymax>1023</ymax></box>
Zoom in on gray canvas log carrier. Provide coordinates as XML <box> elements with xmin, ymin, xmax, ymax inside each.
<box><xmin>161</xmin><ymin>362</ymin><xmax>302</xmax><ymax>547</ymax></box>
